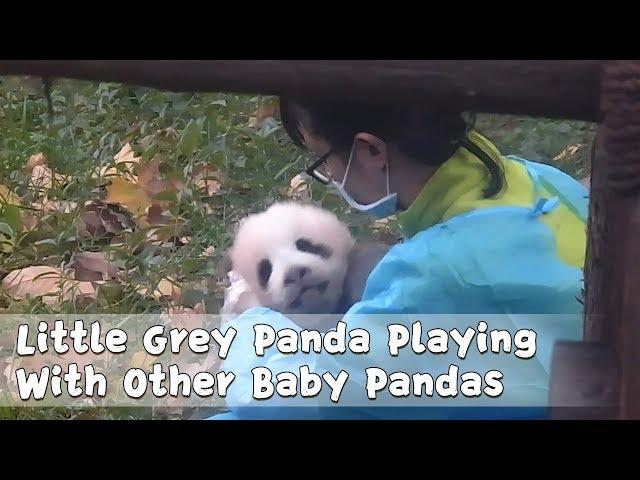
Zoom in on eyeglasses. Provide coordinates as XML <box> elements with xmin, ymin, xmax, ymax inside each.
<box><xmin>304</xmin><ymin>150</ymin><xmax>335</xmax><ymax>185</ymax></box>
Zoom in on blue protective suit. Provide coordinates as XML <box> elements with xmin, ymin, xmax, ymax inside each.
<box><xmin>209</xmin><ymin>131</ymin><xmax>589</xmax><ymax>420</ymax></box>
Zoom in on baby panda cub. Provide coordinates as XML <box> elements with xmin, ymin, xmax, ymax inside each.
<box><xmin>222</xmin><ymin>201</ymin><xmax>390</xmax><ymax>322</ymax></box>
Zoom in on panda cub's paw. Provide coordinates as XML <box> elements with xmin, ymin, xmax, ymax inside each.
<box><xmin>336</xmin><ymin>241</ymin><xmax>391</xmax><ymax>314</ymax></box>
<box><xmin>220</xmin><ymin>270</ymin><xmax>262</xmax><ymax>316</ymax></box>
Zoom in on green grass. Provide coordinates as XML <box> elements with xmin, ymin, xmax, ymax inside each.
<box><xmin>0</xmin><ymin>76</ymin><xmax>596</xmax><ymax>419</ymax></box>
<box><xmin>475</xmin><ymin>113</ymin><xmax>594</xmax><ymax>179</ymax></box>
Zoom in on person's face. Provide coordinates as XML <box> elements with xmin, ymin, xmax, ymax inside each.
<box><xmin>299</xmin><ymin>125</ymin><xmax>390</xmax><ymax>205</ymax></box>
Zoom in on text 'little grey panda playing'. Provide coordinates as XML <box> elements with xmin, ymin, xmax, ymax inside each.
<box><xmin>222</xmin><ymin>201</ymin><xmax>390</xmax><ymax>326</ymax></box>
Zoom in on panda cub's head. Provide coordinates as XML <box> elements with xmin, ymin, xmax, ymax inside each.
<box><xmin>229</xmin><ymin>201</ymin><xmax>355</xmax><ymax>315</ymax></box>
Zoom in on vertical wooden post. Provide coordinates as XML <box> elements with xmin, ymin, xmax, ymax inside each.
<box><xmin>583</xmin><ymin>127</ymin><xmax>613</xmax><ymax>341</ymax></box>
<box><xmin>550</xmin><ymin>61</ymin><xmax>640</xmax><ymax>419</ymax></box>
<box><xmin>591</xmin><ymin>61</ymin><xmax>640</xmax><ymax>419</ymax></box>
<box><xmin>555</xmin><ymin>60</ymin><xmax>640</xmax><ymax>419</ymax></box>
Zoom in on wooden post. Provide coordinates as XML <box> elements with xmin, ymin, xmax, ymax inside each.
<box><xmin>552</xmin><ymin>60</ymin><xmax>640</xmax><ymax>419</ymax></box>
<box><xmin>0</xmin><ymin>60</ymin><xmax>602</xmax><ymax>121</ymax></box>
<box><xmin>590</xmin><ymin>61</ymin><xmax>640</xmax><ymax>419</ymax></box>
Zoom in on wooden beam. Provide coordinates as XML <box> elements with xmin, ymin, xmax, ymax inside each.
<box><xmin>0</xmin><ymin>60</ymin><xmax>602</xmax><ymax>121</ymax></box>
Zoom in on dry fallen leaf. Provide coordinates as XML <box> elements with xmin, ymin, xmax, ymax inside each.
<box><xmin>93</xmin><ymin>143</ymin><xmax>140</xmax><ymax>183</ymax></box>
<box><xmin>1</xmin><ymin>265</ymin><xmax>96</xmax><ymax>305</ymax></box>
<box><xmin>105</xmin><ymin>177</ymin><xmax>154</xmax><ymax>218</ymax></box>
<box><xmin>77</xmin><ymin>202</ymin><xmax>137</xmax><ymax>238</ymax></box>
<box><xmin>129</xmin><ymin>350</ymin><xmax>155</xmax><ymax>370</ymax></box>
<box><xmin>165</xmin><ymin>301</ymin><xmax>206</xmax><ymax>314</ymax></box>
<box><xmin>104</xmin><ymin>153</ymin><xmax>177</xmax><ymax>220</ymax></box>
<box><xmin>1</xmin><ymin>266</ymin><xmax>63</xmax><ymax>303</ymax></box>
<box><xmin>157</xmin><ymin>278</ymin><xmax>181</xmax><ymax>304</ymax></box>
<box><xmin>164</xmin><ymin>302</ymin><xmax>206</xmax><ymax>330</ymax></box>
<box><xmin>61</xmin><ymin>280</ymin><xmax>97</xmax><ymax>301</ymax></box>
<box><xmin>25</xmin><ymin>152</ymin><xmax>48</xmax><ymax>172</ymax></box>
<box><xmin>35</xmin><ymin>170</ymin><xmax>55</xmax><ymax>190</ymax></box>
<box><xmin>193</xmin><ymin>165</ymin><xmax>222</xmax><ymax>197</ymax></box>
<box><xmin>287</xmin><ymin>174</ymin><xmax>310</xmax><ymax>200</ymax></box>
<box><xmin>371</xmin><ymin>217</ymin><xmax>402</xmax><ymax>245</ymax></box>
<box><xmin>31</xmin><ymin>197</ymin><xmax>78</xmax><ymax>214</ymax></box>
<box><xmin>0</xmin><ymin>183</ymin><xmax>21</xmax><ymax>206</ymax></box>
<box><xmin>3</xmin><ymin>351</ymin><xmax>63</xmax><ymax>401</ymax></box>
<box><xmin>54</xmin><ymin>348</ymin><xmax>111</xmax><ymax>371</ymax></box>
<box><xmin>0</xmin><ymin>330</ymin><xmax>15</xmax><ymax>350</ymax></box>
<box><xmin>553</xmin><ymin>144</ymin><xmax>582</xmax><ymax>162</ymax></box>
<box><xmin>137</xmin><ymin>157</ymin><xmax>168</xmax><ymax>196</ymax></box>
<box><xmin>146</xmin><ymin>204</ymin><xmax>170</xmax><ymax>225</ymax></box>
<box><xmin>20</xmin><ymin>213</ymin><xmax>39</xmax><ymax>232</ymax></box>
<box><xmin>246</xmin><ymin>101</ymin><xmax>281</xmax><ymax>129</ymax></box>
<box><xmin>29</xmin><ymin>165</ymin><xmax>71</xmax><ymax>193</ymax></box>
<box><xmin>143</xmin><ymin>223</ymin><xmax>186</xmax><ymax>247</ymax></box>
<box><xmin>136</xmin><ymin>277</ymin><xmax>181</xmax><ymax>304</ymax></box>
<box><xmin>114</xmin><ymin>143</ymin><xmax>140</xmax><ymax>172</ymax></box>
<box><xmin>256</xmin><ymin>101</ymin><xmax>280</xmax><ymax>121</ymax></box>
<box><xmin>72</xmin><ymin>251</ymin><xmax>119</xmax><ymax>282</ymax></box>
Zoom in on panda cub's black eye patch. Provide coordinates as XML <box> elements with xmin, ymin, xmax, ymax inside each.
<box><xmin>295</xmin><ymin>238</ymin><xmax>332</xmax><ymax>259</ymax></box>
<box><xmin>258</xmin><ymin>259</ymin><xmax>272</xmax><ymax>289</ymax></box>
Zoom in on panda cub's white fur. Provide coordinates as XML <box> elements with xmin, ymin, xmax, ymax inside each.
<box><xmin>228</xmin><ymin>201</ymin><xmax>356</xmax><ymax>315</ymax></box>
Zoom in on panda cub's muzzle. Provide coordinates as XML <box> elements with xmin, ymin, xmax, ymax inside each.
<box><xmin>280</xmin><ymin>265</ymin><xmax>331</xmax><ymax>311</ymax></box>
<box><xmin>288</xmin><ymin>283</ymin><xmax>330</xmax><ymax>310</ymax></box>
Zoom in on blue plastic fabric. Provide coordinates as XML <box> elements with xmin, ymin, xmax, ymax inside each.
<box><xmin>208</xmin><ymin>160</ymin><xmax>589</xmax><ymax>420</ymax></box>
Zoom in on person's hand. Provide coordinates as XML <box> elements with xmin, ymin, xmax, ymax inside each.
<box><xmin>221</xmin><ymin>271</ymin><xmax>262</xmax><ymax>315</ymax></box>
<box><xmin>233</xmin><ymin>289</ymin><xmax>262</xmax><ymax>314</ymax></box>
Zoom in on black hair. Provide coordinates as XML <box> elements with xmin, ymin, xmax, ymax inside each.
<box><xmin>280</xmin><ymin>97</ymin><xmax>505</xmax><ymax>198</ymax></box>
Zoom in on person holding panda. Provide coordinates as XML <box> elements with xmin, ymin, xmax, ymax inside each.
<box><xmin>210</xmin><ymin>97</ymin><xmax>588</xmax><ymax>420</ymax></box>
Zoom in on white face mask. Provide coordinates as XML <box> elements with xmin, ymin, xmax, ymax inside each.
<box><xmin>331</xmin><ymin>139</ymin><xmax>399</xmax><ymax>219</ymax></box>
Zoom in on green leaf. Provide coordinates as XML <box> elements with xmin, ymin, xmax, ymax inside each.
<box><xmin>152</xmin><ymin>191</ymin><xmax>178</xmax><ymax>202</ymax></box>
<box><xmin>181</xmin><ymin>288</ymin><xmax>209</xmax><ymax>305</ymax></box>
<box><xmin>206</xmin><ymin>111</ymin><xmax>218</xmax><ymax>137</ymax></box>
<box><xmin>181</xmin><ymin>258</ymin><xmax>201</xmax><ymax>275</ymax></box>
<box><xmin>274</xmin><ymin>161</ymin><xmax>297</xmax><ymax>180</ymax></box>
<box><xmin>179</xmin><ymin>120</ymin><xmax>202</xmax><ymax>156</ymax></box>
<box><xmin>33</xmin><ymin>239</ymin><xmax>58</xmax><ymax>246</ymax></box>
<box><xmin>0</xmin><ymin>221</ymin><xmax>13</xmax><ymax>238</ymax></box>
<box><xmin>233</xmin><ymin>156</ymin><xmax>247</xmax><ymax>168</ymax></box>
<box><xmin>0</xmin><ymin>204</ymin><xmax>21</xmax><ymax>234</ymax></box>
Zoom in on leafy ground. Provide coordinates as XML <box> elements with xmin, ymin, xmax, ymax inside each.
<box><xmin>0</xmin><ymin>76</ymin><xmax>596</xmax><ymax>419</ymax></box>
